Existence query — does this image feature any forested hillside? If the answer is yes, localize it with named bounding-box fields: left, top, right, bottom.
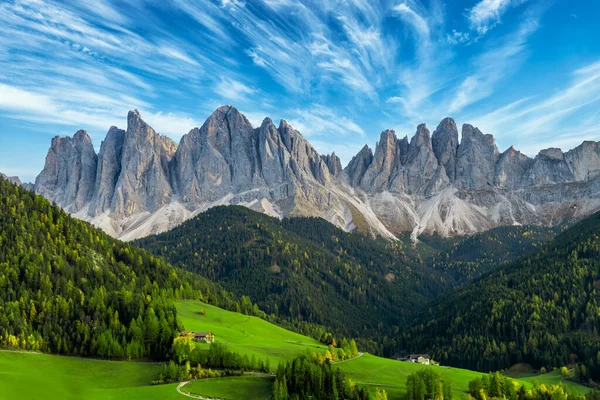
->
left=401, top=210, right=600, bottom=378
left=135, top=206, right=453, bottom=348
left=0, top=177, right=247, bottom=359
left=429, top=225, right=558, bottom=281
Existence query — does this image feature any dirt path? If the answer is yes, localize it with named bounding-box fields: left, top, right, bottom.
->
left=176, top=381, right=220, bottom=399
left=332, top=352, right=364, bottom=364
left=176, top=374, right=274, bottom=399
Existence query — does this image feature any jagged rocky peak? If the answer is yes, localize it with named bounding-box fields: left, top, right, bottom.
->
left=359, top=129, right=402, bottom=192
left=321, top=152, right=343, bottom=178
left=277, top=118, right=330, bottom=185
left=432, top=117, right=459, bottom=181
left=523, top=146, right=574, bottom=186
left=391, top=123, right=442, bottom=195
left=455, top=123, right=499, bottom=190
left=494, top=145, right=533, bottom=189
left=89, top=126, right=126, bottom=216
left=565, top=141, right=600, bottom=181
left=110, top=109, right=175, bottom=217
left=32, top=106, right=600, bottom=242
left=35, top=129, right=98, bottom=213
left=174, top=105, right=258, bottom=204
left=344, top=144, right=374, bottom=187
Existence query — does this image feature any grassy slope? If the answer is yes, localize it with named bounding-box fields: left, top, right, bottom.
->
left=0, top=351, right=180, bottom=400
left=517, top=371, right=591, bottom=395
left=0, top=301, right=591, bottom=400
left=175, top=300, right=327, bottom=368
left=184, top=376, right=274, bottom=399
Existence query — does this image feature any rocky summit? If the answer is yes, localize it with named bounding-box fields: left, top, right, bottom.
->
left=33, top=106, right=600, bottom=241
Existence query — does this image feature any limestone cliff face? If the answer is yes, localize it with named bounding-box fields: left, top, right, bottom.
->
left=34, top=106, right=600, bottom=241
left=455, top=124, right=499, bottom=190
left=110, top=110, right=176, bottom=217
left=35, top=130, right=97, bottom=212
left=432, top=117, right=459, bottom=182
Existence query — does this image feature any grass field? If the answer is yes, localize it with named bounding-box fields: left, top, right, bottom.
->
left=337, top=353, right=486, bottom=399
left=517, top=371, right=591, bottom=395
left=175, top=300, right=327, bottom=368
left=0, top=301, right=593, bottom=400
left=0, top=350, right=180, bottom=400
left=183, top=376, right=274, bottom=399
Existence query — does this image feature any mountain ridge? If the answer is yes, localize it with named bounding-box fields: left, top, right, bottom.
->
left=31, top=105, right=600, bottom=240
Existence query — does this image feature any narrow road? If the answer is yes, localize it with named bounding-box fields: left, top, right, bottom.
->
left=333, top=352, right=364, bottom=364
left=177, top=381, right=223, bottom=400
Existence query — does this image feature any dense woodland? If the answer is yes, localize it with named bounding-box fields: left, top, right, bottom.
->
left=273, top=352, right=372, bottom=400
left=428, top=226, right=558, bottom=281
left=401, top=211, right=600, bottom=378
left=405, top=369, right=452, bottom=400
left=0, top=177, right=260, bottom=359
left=136, top=205, right=560, bottom=356
left=135, top=206, right=453, bottom=352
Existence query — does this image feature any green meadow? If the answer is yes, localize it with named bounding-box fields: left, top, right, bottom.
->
left=174, top=300, right=328, bottom=368
left=0, top=351, right=179, bottom=400
left=0, top=300, right=592, bottom=400
left=183, top=376, right=274, bottom=399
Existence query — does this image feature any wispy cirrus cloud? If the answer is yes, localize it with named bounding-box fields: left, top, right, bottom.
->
left=449, top=15, right=540, bottom=113
left=0, top=0, right=597, bottom=184
left=467, top=0, right=528, bottom=35
left=470, top=60, right=600, bottom=154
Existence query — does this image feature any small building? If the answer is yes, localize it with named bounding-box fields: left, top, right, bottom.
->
left=408, top=354, right=431, bottom=365
left=194, top=332, right=215, bottom=343
left=179, top=331, right=192, bottom=337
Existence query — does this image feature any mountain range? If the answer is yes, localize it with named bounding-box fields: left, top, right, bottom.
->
left=32, top=105, right=600, bottom=241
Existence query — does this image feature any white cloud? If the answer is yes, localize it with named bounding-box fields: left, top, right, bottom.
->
left=139, top=111, right=199, bottom=139
left=214, top=79, right=257, bottom=102
left=444, top=30, right=471, bottom=45
left=449, top=17, right=539, bottom=113
left=469, top=60, right=600, bottom=154
left=392, top=3, right=431, bottom=40
left=467, top=0, right=527, bottom=35
left=285, top=105, right=365, bottom=138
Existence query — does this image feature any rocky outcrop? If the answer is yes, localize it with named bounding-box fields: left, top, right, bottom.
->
left=455, top=124, right=499, bottom=190
left=494, top=146, right=532, bottom=189
left=389, top=124, right=441, bottom=195
left=432, top=117, right=459, bottom=182
left=565, top=141, right=600, bottom=181
left=523, top=148, right=574, bottom=187
left=345, top=145, right=373, bottom=187
left=35, top=130, right=97, bottom=212
left=110, top=110, right=176, bottom=217
left=90, top=126, right=125, bottom=216
left=321, top=152, right=343, bottom=179
left=34, top=106, right=600, bottom=241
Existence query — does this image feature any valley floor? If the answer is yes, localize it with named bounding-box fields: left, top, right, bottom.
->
left=0, top=300, right=591, bottom=400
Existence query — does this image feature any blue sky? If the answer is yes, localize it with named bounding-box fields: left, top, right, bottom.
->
left=0, top=0, right=599, bottom=182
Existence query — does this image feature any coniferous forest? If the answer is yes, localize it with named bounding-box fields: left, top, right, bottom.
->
left=4, top=173, right=600, bottom=397
left=0, top=177, right=253, bottom=359
left=401, top=211, right=600, bottom=378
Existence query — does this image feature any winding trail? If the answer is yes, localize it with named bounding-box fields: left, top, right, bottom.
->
left=332, top=352, right=364, bottom=364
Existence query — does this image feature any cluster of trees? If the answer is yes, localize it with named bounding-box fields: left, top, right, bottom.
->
left=135, top=206, right=452, bottom=355
left=468, top=372, right=600, bottom=400
left=272, top=352, right=374, bottom=400
left=320, top=338, right=359, bottom=363
left=156, top=339, right=270, bottom=384
left=173, top=340, right=270, bottom=372
left=0, top=177, right=259, bottom=360
left=405, top=369, right=452, bottom=400
left=401, top=210, right=600, bottom=378
left=154, top=360, right=245, bottom=384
